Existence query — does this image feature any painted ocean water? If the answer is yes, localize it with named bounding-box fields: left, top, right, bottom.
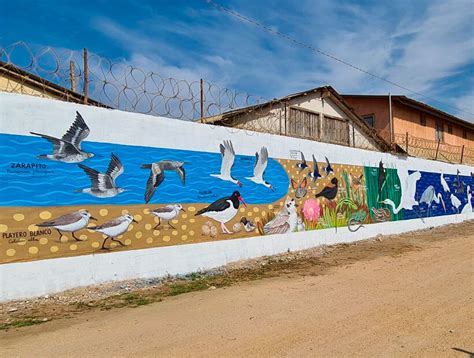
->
left=0, top=134, right=289, bottom=207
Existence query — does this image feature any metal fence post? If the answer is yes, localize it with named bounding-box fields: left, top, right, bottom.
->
left=405, top=132, right=409, bottom=153
left=200, top=78, right=204, bottom=122
left=83, top=48, right=88, bottom=104
left=460, top=145, right=464, bottom=164
left=69, top=61, right=76, bottom=92
left=435, top=140, right=440, bottom=160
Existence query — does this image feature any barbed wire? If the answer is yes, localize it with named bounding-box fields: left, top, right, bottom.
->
left=0, top=41, right=472, bottom=164
left=0, top=41, right=266, bottom=121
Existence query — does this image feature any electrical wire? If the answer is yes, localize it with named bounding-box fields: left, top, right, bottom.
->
left=206, top=0, right=474, bottom=118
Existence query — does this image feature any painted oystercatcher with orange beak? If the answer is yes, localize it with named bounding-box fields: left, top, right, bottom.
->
left=195, top=191, right=247, bottom=234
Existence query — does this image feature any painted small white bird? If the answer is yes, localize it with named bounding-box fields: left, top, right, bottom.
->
left=262, top=198, right=298, bottom=235
left=461, top=186, right=472, bottom=214
left=211, top=140, right=242, bottom=187
left=440, top=172, right=450, bottom=193
left=246, top=146, right=273, bottom=190
left=450, top=194, right=462, bottom=214
left=89, top=214, right=137, bottom=250
left=37, top=209, right=97, bottom=241
left=148, top=204, right=185, bottom=230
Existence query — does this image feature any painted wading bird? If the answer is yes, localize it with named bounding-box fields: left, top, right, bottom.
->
left=141, top=161, right=185, bottom=203
left=315, top=177, right=338, bottom=201
left=419, top=185, right=446, bottom=216
left=31, top=111, right=94, bottom=163
left=77, top=153, right=126, bottom=198
left=296, top=152, right=308, bottom=171
left=148, top=204, right=185, bottom=230
left=36, top=209, right=97, bottom=241
left=261, top=198, right=298, bottom=235
left=440, top=172, right=450, bottom=193
left=378, top=160, right=387, bottom=198
left=460, top=186, right=472, bottom=214
left=450, top=194, right=462, bottom=213
left=195, top=191, right=247, bottom=234
left=89, top=214, right=137, bottom=250
left=246, top=146, right=273, bottom=190
left=379, top=170, right=421, bottom=214
left=211, top=140, right=242, bottom=186
left=308, top=155, right=322, bottom=182
left=453, top=170, right=465, bottom=194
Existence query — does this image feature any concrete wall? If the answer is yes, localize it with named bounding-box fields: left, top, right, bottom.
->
left=0, top=93, right=473, bottom=302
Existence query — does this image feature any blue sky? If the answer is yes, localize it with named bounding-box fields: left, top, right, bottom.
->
left=1, top=0, right=473, bottom=121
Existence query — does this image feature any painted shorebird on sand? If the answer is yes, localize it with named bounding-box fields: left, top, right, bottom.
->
left=195, top=191, right=247, bottom=234
left=148, top=204, right=185, bottom=230
left=37, top=209, right=97, bottom=241
left=89, top=214, right=137, bottom=250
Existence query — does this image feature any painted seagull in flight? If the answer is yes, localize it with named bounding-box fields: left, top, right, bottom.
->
left=141, top=161, right=186, bottom=203
left=211, top=140, right=242, bottom=186
left=246, top=146, right=273, bottom=190
left=31, top=111, right=94, bottom=163
left=77, top=153, right=126, bottom=198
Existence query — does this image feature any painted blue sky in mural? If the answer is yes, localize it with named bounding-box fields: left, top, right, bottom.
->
left=0, top=134, right=289, bottom=207
left=1, top=0, right=473, bottom=121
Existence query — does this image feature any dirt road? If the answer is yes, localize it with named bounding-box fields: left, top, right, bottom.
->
left=1, top=223, right=473, bottom=357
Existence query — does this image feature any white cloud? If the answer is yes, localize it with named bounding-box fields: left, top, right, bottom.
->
left=87, top=0, right=474, bottom=122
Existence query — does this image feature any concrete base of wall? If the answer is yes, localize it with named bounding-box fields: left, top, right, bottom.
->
left=1, top=213, right=471, bottom=302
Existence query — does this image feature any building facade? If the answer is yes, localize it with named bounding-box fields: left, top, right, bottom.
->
left=342, top=95, right=474, bottom=163
left=202, top=87, right=396, bottom=153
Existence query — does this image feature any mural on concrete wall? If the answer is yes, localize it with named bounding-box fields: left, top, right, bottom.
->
left=0, top=111, right=473, bottom=264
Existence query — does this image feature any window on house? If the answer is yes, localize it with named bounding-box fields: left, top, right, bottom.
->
left=420, top=113, right=427, bottom=126
left=288, top=107, right=320, bottom=139
left=435, top=122, right=444, bottom=142
left=447, top=124, right=453, bottom=134
left=463, top=130, right=467, bottom=139
left=362, top=114, right=375, bottom=128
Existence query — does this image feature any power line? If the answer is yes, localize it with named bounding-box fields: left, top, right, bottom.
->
left=206, top=0, right=474, bottom=118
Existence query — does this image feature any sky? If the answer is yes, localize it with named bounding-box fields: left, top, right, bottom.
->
left=1, top=0, right=473, bottom=122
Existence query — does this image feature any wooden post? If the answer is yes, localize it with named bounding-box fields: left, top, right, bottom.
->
left=460, top=145, right=464, bottom=164
left=405, top=132, right=409, bottom=153
left=200, top=79, right=204, bottom=122
left=69, top=61, right=76, bottom=92
left=83, top=48, right=88, bottom=104
left=435, top=140, right=440, bottom=160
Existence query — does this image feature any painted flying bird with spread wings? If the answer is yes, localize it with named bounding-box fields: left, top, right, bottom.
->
left=323, top=156, right=333, bottom=176
left=141, top=161, right=185, bottom=203
left=31, top=111, right=94, bottom=163
left=246, top=146, right=273, bottom=190
left=77, top=153, right=126, bottom=198
left=211, top=140, right=242, bottom=186
left=296, top=152, right=308, bottom=171
left=308, top=155, right=322, bottom=182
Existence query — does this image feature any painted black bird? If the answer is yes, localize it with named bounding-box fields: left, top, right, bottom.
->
left=453, top=169, right=465, bottom=194
left=323, top=156, right=333, bottom=176
left=195, top=191, right=247, bottom=234
left=308, top=155, right=322, bottom=182
left=296, top=152, right=308, bottom=171
left=315, top=177, right=338, bottom=200
left=378, top=160, right=387, bottom=197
